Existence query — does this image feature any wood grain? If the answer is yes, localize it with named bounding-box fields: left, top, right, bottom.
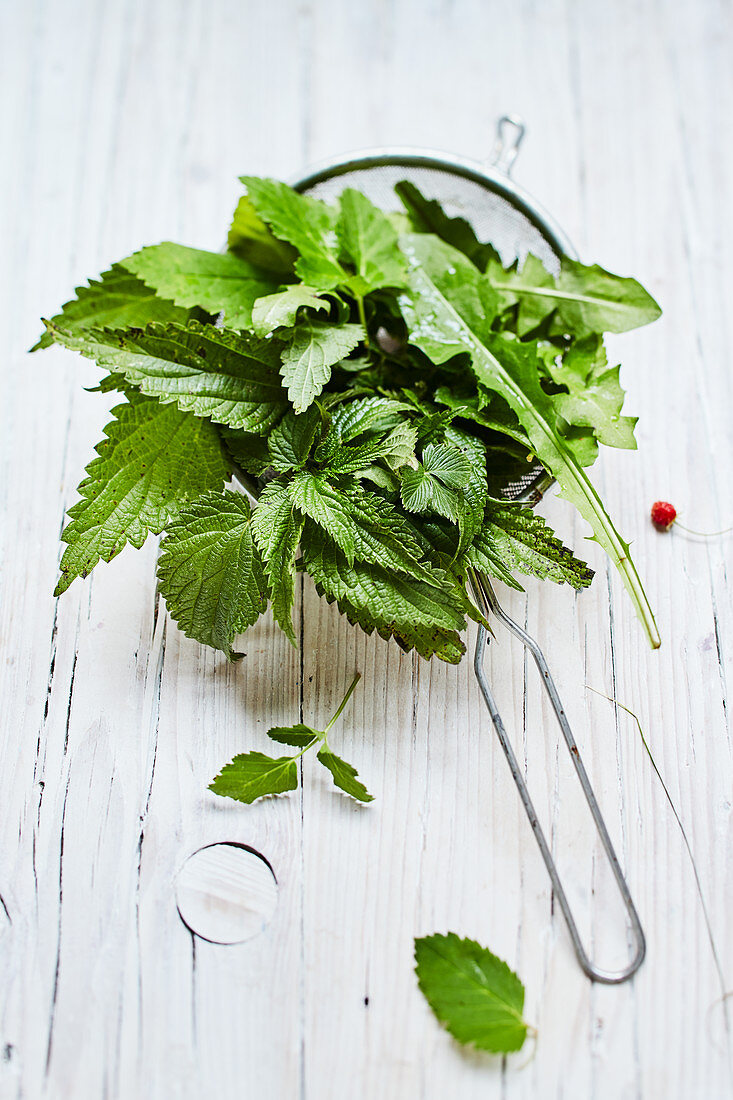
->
left=1, top=0, right=731, bottom=1096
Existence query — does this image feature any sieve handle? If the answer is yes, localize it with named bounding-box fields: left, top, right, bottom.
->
left=470, top=571, right=646, bottom=985
left=491, top=115, right=526, bottom=176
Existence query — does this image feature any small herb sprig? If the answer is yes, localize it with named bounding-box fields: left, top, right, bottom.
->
left=210, top=672, right=372, bottom=804
left=36, top=172, right=662, bottom=658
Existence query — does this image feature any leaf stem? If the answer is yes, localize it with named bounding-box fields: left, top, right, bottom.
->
left=325, top=672, right=361, bottom=732
left=356, top=295, right=369, bottom=348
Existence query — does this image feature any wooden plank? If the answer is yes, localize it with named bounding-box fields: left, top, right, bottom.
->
left=1, top=0, right=731, bottom=1096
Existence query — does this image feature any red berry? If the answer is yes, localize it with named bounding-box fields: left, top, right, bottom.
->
left=651, top=500, right=677, bottom=530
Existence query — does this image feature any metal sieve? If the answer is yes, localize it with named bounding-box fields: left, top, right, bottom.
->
left=289, top=115, right=645, bottom=984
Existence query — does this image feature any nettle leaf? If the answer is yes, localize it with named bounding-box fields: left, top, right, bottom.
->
left=489, top=253, right=662, bottom=337
left=251, top=284, right=328, bottom=337
left=399, top=232, right=660, bottom=649
left=240, top=177, right=346, bottom=289
left=300, top=527, right=471, bottom=636
left=209, top=752, right=298, bottom=804
left=550, top=335, right=637, bottom=449
left=280, top=319, right=362, bottom=413
left=46, top=320, right=288, bottom=433
left=324, top=421, right=418, bottom=476
left=227, top=193, right=297, bottom=275
left=55, top=394, right=228, bottom=595
left=121, top=243, right=278, bottom=329
left=445, top=426, right=488, bottom=557
left=395, top=180, right=501, bottom=272
left=467, top=504, right=594, bottom=590
left=250, top=480, right=305, bottom=645
left=288, top=472, right=357, bottom=563
left=157, top=490, right=268, bottom=659
left=32, top=264, right=188, bottom=351
left=220, top=427, right=270, bottom=475
left=328, top=395, right=412, bottom=442
left=400, top=443, right=472, bottom=521
left=268, top=405, right=323, bottom=472
left=337, top=188, right=407, bottom=295
left=415, top=933, right=529, bottom=1054
left=316, top=747, right=373, bottom=802
left=267, top=724, right=319, bottom=747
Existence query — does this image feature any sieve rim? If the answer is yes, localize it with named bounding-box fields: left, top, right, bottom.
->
left=290, top=145, right=578, bottom=262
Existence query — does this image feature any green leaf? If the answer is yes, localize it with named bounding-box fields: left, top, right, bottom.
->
left=300, top=527, right=471, bottom=636
left=399, top=233, right=660, bottom=648
left=400, top=444, right=471, bottom=522
left=268, top=406, right=323, bottom=472
left=227, top=193, right=297, bottom=274
left=446, top=426, right=488, bottom=557
left=55, top=394, right=228, bottom=595
left=220, top=428, right=270, bottom=475
left=46, top=320, right=288, bottom=433
left=32, top=264, right=188, bottom=351
left=316, top=747, right=373, bottom=802
left=209, top=752, right=298, bottom=804
left=549, top=335, right=637, bottom=449
left=240, top=177, right=347, bottom=289
left=250, top=480, right=304, bottom=645
left=337, top=188, right=407, bottom=294
left=121, top=242, right=277, bottom=329
left=251, top=284, right=328, bottom=336
left=467, top=504, right=594, bottom=590
left=280, top=319, right=362, bottom=412
left=414, top=933, right=529, bottom=1053
left=288, top=472, right=357, bottom=563
left=157, top=490, right=268, bottom=659
left=395, top=180, right=501, bottom=271
left=328, top=395, right=412, bottom=442
left=489, top=254, right=662, bottom=337
left=267, top=724, right=319, bottom=747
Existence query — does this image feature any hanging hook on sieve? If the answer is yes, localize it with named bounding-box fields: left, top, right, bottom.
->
left=469, top=570, right=646, bottom=985
left=491, top=114, right=526, bottom=176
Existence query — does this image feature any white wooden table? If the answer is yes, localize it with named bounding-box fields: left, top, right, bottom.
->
left=1, top=1, right=732, bottom=1096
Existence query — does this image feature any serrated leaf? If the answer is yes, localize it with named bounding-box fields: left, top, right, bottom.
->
left=250, top=480, right=305, bottom=645
left=445, top=426, right=487, bottom=557
left=395, top=180, right=501, bottom=272
left=414, top=933, right=528, bottom=1053
left=55, top=394, right=228, bottom=595
left=316, top=747, right=373, bottom=802
left=220, top=427, right=270, bottom=475
left=300, top=527, right=471, bottom=636
left=209, top=752, right=298, bottom=804
left=251, top=284, right=328, bottom=336
left=549, top=335, right=637, bottom=449
left=280, top=319, right=362, bottom=412
left=489, top=253, right=662, bottom=337
left=267, top=723, right=320, bottom=747
left=121, top=242, right=277, bottom=329
left=400, top=443, right=471, bottom=522
left=423, top=443, right=472, bottom=488
left=288, top=472, right=357, bottom=563
left=46, top=320, right=288, bottom=433
left=399, top=232, right=660, bottom=648
left=467, top=504, right=594, bottom=590
left=240, top=177, right=347, bottom=289
left=227, top=193, right=297, bottom=274
left=268, top=405, right=323, bottom=472
left=32, top=264, right=188, bottom=351
left=337, top=188, right=407, bottom=295
left=157, top=490, right=268, bottom=659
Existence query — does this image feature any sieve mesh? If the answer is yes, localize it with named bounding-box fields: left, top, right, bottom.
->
left=297, top=158, right=562, bottom=503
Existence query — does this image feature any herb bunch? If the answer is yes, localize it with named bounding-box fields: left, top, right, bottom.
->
left=36, top=174, right=662, bottom=660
